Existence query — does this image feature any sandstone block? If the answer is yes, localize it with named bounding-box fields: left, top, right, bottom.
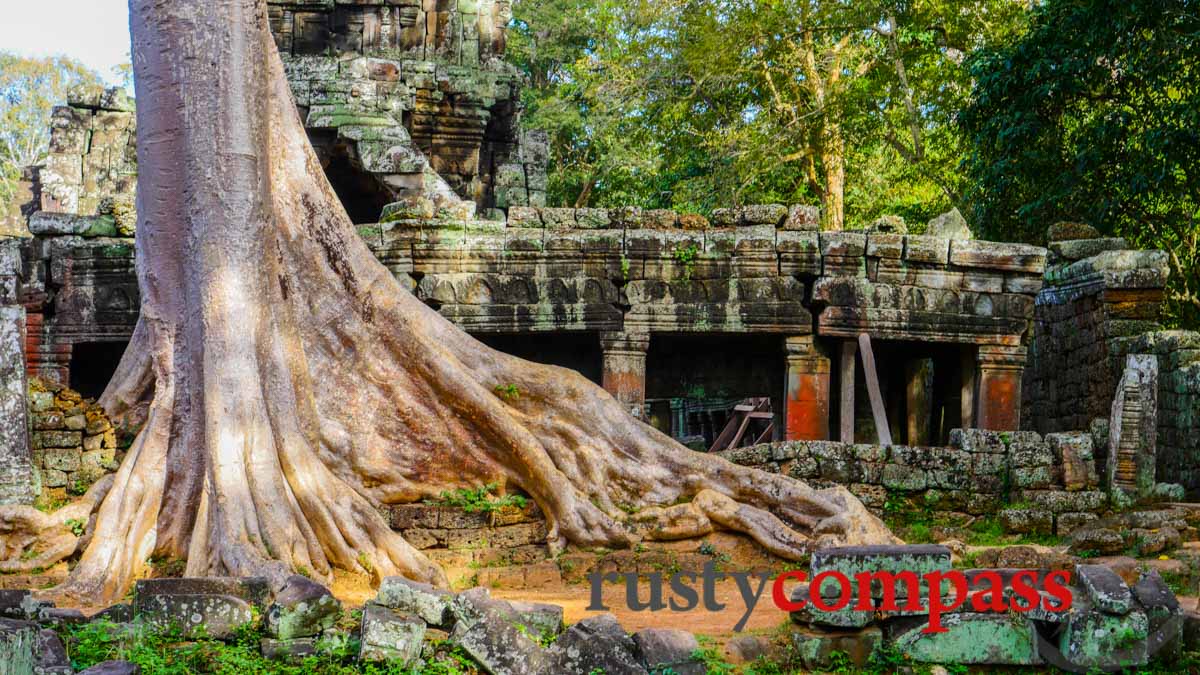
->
left=360, top=605, right=424, bottom=665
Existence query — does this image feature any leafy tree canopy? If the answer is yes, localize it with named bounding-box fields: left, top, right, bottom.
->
left=960, top=0, right=1200, bottom=327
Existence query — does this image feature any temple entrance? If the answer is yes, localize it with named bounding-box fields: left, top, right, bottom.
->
left=644, top=334, right=784, bottom=449
left=68, top=341, right=129, bottom=400
left=475, top=332, right=603, bottom=385
left=825, top=337, right=973, bottom=446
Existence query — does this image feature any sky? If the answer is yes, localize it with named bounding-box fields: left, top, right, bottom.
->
left=1, top=0, right=132, bottom=84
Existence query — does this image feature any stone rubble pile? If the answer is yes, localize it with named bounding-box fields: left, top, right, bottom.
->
left=786, top=545, right=1190, bottom=671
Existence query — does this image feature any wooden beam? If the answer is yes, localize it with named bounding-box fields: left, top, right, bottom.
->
left=839, top=340, right=858, bottom=443
left=857, top=333, right=893, bottom=446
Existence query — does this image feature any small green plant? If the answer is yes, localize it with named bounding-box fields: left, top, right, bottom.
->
left=67, top=478, right=90, bottom=497
left=689, top=647, right=735, bottom=674
left=356, top=552, right=375, bottom=575
left=672, top=244, right=700, bottom=281
left=620, top=255, right=631, bottom=281
left=494, top=383, right=520, bottom=401
left=425, top=482, right=528, bottom=513
left=65, top=518, right=86, bottom=537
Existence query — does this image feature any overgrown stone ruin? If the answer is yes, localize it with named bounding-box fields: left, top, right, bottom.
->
left=1, top=4, right=1200, bottom=672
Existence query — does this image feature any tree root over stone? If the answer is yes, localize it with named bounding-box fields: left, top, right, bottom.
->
left=0, top=0, right=897, bottom=606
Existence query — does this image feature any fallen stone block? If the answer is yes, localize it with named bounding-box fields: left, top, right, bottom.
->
left=503, top=600, right=564, bottom=641
left=36, top=628, right=71, bottom=675
left=134, top=577, right=270, bottom=612
left=266, top=575, right=341, bottom=640
left=809, top=545, right=952, bottom=599
left=0, top=619, right=37, bottom=674
left=89, top=604, right=133, bottom=624
left=359, top=605, right=424, bottom=666
left=632, top=628, right=703, bottom=675
left=1133, top=570, right=1183, bottom=662
left=138, top=593, right=255, bottom=640
left=374, top=576, right=454, bottom=628
left=790, top=625, right=882, bottom=671
left=548, top=613, right=647, bottom=675
left=789, top=584, right=872, bottom=629
left=1059, top=604, right=1149, bottom=669
left=1077, top=564, right=1133, bottom=615
left=451, top=589, right=549, bottom=674
left=893, top=613, right=1041, bottom=665
left=999, top=508, right=1053, bottom=535
left=260, top=637, right=317, bottom=662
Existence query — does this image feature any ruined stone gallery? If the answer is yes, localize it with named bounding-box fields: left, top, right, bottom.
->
left=0, top=0, right=1199, bottom=673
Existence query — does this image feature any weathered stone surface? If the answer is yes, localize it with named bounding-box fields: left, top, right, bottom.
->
left=1048, top=221, right=1101, bottom=242
left=359, top=605, right=424, bottom=666
left=267, top=575, right=340, bottom=640
left=1108, top=354, right=1159, bottom=498
left=451, top=589, right=549, bottom=674
left=35, top=628, right=71, bottom=675
left=374, top=576, right=454, bottom=628
left=1069, top=529, right=1127, bottom=556
left=1046, top=432, right=1098, bottom=491
left=789, top=584, right=872, bottom=629
left=260, top=638, right=316, bottom=662
left=999, top=508, right=1052, bottom=535
left=548, top=613, right=646, bottom=675
left=790, top=626, right=882, bottom=670
left=1059, top=604, right=1148, bottom=669
left=894, top=613, right=1040, bottom=665
left=784, top=204, right=820, bottom=231
left=0, top=618, right=37, bottom=673
left=1049, top=237, right=1129, bottom=262
left=0, top=305, right=35, bottom=506
left=1077, top=565, right=1133, bottom=615
left=951, top=240, right=1047, bottom=274
left=741, top=204, right=787, bottom=226
left=925, top=208, right=972, bottom=240
left=809, top=545, right=951, bottom=598
left=632, top=628, right=702, bottom=675
left=138, top=594, right=254, bottom=639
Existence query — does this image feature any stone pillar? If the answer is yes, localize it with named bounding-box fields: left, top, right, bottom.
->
left=839, top=339, right=858, bottom=443
left=600, top=332, right=649, bottom=420
left=975, top=344, right=1027, bottom=431
left=0, top=241, right=36, bottom=505
left=1108, top=354, right=1159, bottom=500
left=783, top=335, right=829, bottom=441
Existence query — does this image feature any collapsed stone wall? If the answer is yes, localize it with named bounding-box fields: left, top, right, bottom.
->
left=719, top=429, right=1109, bottom=537
left=270, top=0, right=547, bottom=214
left=1023, top=231, right=1200, bottom=489
left=26, top=378, right=123, bottom=505
left=36, top=87, right=137, bottom=223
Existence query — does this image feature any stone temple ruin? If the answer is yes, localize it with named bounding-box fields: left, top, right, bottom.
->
left=1, top=3, right=1200, bottom=671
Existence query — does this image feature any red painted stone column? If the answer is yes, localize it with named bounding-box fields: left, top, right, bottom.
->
left=600, top=331, right=650, bottom=420
left=975, top=344, right=1027, bottom=431
left=784, top=335, right=830, bottom=441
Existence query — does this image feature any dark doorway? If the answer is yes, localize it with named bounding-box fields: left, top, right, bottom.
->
left=645, top=334, right=784, bottom=449
left=69, top=342, right=128, bottom=400
left=825, top=338, right=970, bottom=446
left=309, top=130, right=395, bottom=224
left=475, top=332, right=603, bottom=384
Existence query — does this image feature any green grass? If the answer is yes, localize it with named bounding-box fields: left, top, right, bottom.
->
left=423, top=483, right=527, bottom=514
left=63, top=620, right=483, bottom=675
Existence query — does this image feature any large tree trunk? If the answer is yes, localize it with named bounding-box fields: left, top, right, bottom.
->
left=33, top=0, right=894, bottom=604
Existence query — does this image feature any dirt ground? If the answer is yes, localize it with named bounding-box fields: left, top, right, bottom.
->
left=492, top=578, right=792, bottom=638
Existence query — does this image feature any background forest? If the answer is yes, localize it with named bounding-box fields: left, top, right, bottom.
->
left=1, top=0, right=1197, bottom=327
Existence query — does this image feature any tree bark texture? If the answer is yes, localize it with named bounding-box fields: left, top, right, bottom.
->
left=12, top=0, right=895, bottom=605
